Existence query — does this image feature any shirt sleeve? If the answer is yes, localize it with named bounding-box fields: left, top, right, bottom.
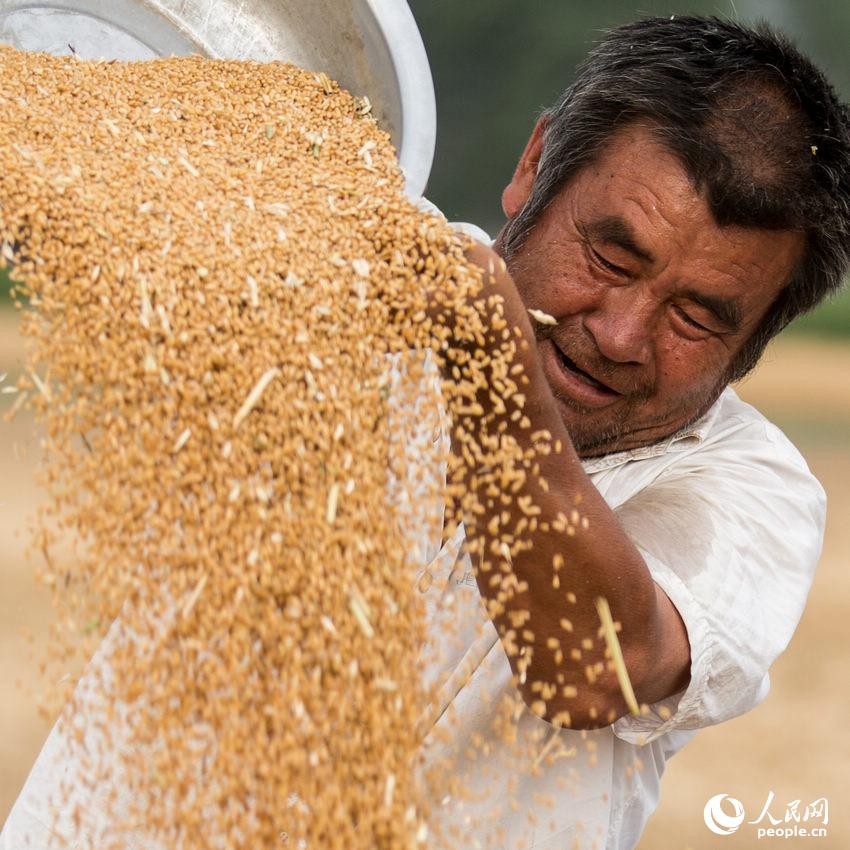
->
left=611, top=418, right=826, bottom=745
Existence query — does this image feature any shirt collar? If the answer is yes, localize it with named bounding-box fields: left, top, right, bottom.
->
left=580, top=388, right=727, bottom=474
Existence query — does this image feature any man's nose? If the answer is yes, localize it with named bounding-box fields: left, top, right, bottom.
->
left=582, top=286, right=654, bottom=365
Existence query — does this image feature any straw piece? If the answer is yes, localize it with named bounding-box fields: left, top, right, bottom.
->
left=595, top=596, right=640, bottom=716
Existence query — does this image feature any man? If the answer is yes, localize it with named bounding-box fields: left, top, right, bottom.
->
left=412, top=15, right=850, bottom=850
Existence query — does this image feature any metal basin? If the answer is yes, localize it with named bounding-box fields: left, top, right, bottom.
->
left=0, top=0, right=436, bottom=197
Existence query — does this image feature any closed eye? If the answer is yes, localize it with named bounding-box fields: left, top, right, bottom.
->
left=590, top=247, right=627, bottom=276
left=673, top=305, right=712, bottom=333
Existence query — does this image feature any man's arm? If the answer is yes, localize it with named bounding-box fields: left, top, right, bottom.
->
left=444, top=242, right=691, bottom=729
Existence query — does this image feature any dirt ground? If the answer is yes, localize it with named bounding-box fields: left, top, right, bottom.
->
left=1, top=312, right=847, bottom=848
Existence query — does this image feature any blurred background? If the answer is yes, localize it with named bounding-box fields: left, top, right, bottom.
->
left=2, top=1, right=848, bottom=847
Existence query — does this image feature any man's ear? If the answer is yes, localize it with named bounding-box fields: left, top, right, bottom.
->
left=502, top=115, right=549, bottom=219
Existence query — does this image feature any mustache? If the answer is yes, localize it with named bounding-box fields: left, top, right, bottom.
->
left=533, top=324, right=655, bottom=401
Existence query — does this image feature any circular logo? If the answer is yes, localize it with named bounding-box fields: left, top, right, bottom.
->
left=704, top=794, right=746, bottom=836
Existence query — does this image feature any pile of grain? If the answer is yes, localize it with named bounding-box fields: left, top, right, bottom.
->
left=0, top=46, right=543, bottom=849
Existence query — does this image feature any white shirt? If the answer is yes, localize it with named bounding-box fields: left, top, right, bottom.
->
left=404, top=380, right=825, bottom=850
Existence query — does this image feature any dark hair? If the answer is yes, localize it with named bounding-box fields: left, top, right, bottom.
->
left=500, top=16, right=850, bottom=380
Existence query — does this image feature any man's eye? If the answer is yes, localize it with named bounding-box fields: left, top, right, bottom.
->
left=673, top=306, right=711, bottom=333
left=591, top=248, right=626, bottom=275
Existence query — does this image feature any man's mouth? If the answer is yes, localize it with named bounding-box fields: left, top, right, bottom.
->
left=554, top=345, right=618, bottom=395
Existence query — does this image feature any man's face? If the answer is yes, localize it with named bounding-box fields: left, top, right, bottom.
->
left=497, top=123, right=804, bottom=457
